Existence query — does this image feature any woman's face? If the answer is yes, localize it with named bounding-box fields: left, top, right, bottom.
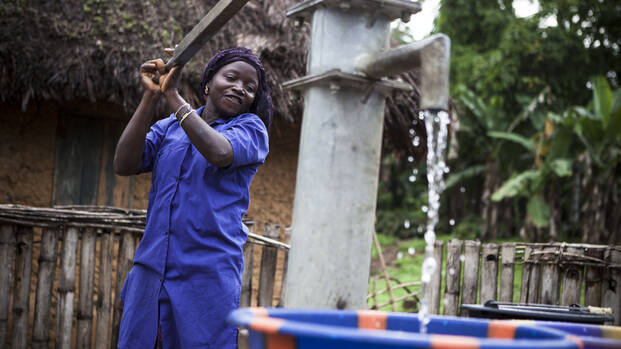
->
left=207, top=61, right=259, bottom=117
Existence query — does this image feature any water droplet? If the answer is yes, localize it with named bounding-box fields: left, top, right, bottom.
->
left=434, top=116, right=440, bottom=123
left=407, top=156, right=414, bottom=162
left=397, top=252, right=404, bottom=260
left=417, top=226, right=423, bottom=233
left=413, top=136, right=421, bottom=147
left=404, top=220, right=411, bottom=229
left=409, top=129, right=416, bottom=135
left=460, top=186, right=466, bottom=193
left=412, top=169, right=418, bottom=175
left=421, top=205, right=428, bottom=213
left=408, top=247, right=415, bottom=255
left=460, top=254, right=466, bottom=262
left=449, top=268, right=455, bottom=275
left=409, top=175, right=416, bottom=182
left=444, top=166, right=450, bottom=173
left=449, top=219, right=455, bottom=226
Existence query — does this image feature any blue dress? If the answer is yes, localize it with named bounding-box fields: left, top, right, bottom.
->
left=118, top=107, right=269, bottom=348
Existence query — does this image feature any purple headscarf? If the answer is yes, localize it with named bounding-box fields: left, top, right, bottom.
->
left=200, top=47, right=273, bottom=130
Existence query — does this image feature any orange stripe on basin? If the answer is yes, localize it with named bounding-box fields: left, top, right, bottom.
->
left=601, top=325, right=621, bottom=340
left=266, top=333, right=296, bottom=349
left=249, top=317, right=285, bottom=334
left=430, top=334, right=480, bottom=349
left=488, top=320, right=517, bottom=339
left=358, top=310, right=388, bottom=330
left=565, top=335, right=584, bottom=349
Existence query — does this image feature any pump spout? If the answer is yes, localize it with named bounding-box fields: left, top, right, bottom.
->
left=355, top=33, right=451, bottom=110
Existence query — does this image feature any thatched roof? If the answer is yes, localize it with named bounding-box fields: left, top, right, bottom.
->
left=0, top=0, right=425, bottom=157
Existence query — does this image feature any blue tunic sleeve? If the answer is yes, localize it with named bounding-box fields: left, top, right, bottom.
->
left=220, top=113, right=269, bottom=170
left=139, top=115, right=176, bottom=173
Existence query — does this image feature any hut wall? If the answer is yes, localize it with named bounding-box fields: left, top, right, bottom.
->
left=0, top=104, right=57, bottom=206
left=0, top=101, right=298, bottom=225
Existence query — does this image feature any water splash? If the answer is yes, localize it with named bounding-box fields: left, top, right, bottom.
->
left=418, top=109, right=450, bottom=334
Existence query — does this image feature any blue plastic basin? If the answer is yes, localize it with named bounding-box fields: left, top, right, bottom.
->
left=228, top=308, right=584, bottom=349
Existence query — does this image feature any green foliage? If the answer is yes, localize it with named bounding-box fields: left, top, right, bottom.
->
left=527, top=195, right=550, bottom=228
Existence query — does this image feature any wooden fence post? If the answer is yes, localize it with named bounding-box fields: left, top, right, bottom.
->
left=560, top=246, right=583, bottom=306
left=480, top=243, right=499, bottom=304
left=112, top=230, right=136, bottom=347
left=33, top=227, right=59, bottom=349
left=240, top=242, right=255, bottom=308
left=499, top=243, right=515, bottom=303
left=0, top=224, right=15, bottom=347
left=603, top=248, right=621, bottom=325
left=584, top=247, right=604, bottom=307
left=257, top=224, right=280, bottom=307
left=11, top=226, right=33, bottom=349
left=429, top=240, right=444, bottom=314
left=95, top=229, right=113, bottom=349
left=460, top=240, right=480, bottom=313
left=443, top=239, right=462, bottom=316
left=540, top=245, right=561, bottom=305
left=56, top=226, right=79, bottom=349
left=77, top=228, right=96, bottom=349
left=520, top=246, right=539, bottom=303
left=277, top=227, right=292, bottom=307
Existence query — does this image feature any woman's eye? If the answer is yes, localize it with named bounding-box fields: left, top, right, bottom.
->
left=225, top=75, right=235, bottom=81
left=246, top=85, right=256, bottom=93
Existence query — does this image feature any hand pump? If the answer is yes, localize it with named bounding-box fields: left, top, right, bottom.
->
left=282, top=0, right=450, bottom=310
left=165, top=0, right=250, bottom=70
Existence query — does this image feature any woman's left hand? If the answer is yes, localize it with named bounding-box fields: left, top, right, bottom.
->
left=157, top=47, right=184, bottom=96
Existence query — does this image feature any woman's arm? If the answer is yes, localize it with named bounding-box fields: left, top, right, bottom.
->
left=113, top=60, right=163, bottom=176
left=164, top=90, right=234, bottom=167
left=157, top=60, right=234, bottom=167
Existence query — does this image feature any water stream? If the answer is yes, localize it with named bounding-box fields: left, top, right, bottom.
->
left=417, top=109, right=450, bottom=334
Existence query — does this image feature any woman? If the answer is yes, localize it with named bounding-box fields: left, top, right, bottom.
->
left=114, top=47, right=271, bottom=348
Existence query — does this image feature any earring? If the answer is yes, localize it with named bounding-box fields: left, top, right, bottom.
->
left=204, top=85, right=209, bottom=95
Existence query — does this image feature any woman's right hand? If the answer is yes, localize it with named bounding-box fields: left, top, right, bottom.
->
left=140, top=59, right=165, bottom=95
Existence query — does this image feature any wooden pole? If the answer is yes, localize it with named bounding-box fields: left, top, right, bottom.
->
left=95, top=230, right=114, bottom=349
left=77, top=228, right=96, bottom=349
left=560, top=246, right=583, bottom=306
left=479, top=243, right=499, bottom=304
left=520, top=246, right=540, bottom=303
left=460, top=240, right=480, bottom=314
left=429, top=240, right=444, bottom=314
left=11, top=226, right=33, bottom=349
left=499, top=243, right=515, bottom=303
left=584, top=247, right=604, bottom=307
left=540, top=245, right=561, bottom=305
left=443, top=239, right=462, bottom=316
left=56, top=227, right=79, bottom=349
left=111, top=230, right=136, bottom=347
left=373, top=231, right=397, bottom=311
left=0, top=224, right=15, bottom=347
left=32, top=227, right=59, bottom=349
left=240, top=243, right=255, bottom=308
left=277, top=227, right=292, bottom=307
left=257, top=224, right=280, bottom=307
left=603, top=248, right=621, bottom=325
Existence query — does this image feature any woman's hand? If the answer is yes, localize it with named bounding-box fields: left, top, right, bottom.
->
left=139, top=48, right=183, bottom=96
left=139, top=59, right=165, bottom=95
left=158, top=48, right=184, bottom=96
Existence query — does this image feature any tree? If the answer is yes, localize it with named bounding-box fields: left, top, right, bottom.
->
left=436, top=0, right=620, bottom=242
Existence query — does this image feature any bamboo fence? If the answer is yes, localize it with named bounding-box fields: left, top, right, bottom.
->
left=367, top=238, right=621, bottom=326
left=0, top=204, right=289, bottom=349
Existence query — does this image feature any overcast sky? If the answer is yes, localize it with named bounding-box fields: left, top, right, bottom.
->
left=407, top=0, right=541, bottom=40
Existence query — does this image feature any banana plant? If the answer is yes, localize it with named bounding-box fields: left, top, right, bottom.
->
left=491, top=76, right=621, bottom=242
